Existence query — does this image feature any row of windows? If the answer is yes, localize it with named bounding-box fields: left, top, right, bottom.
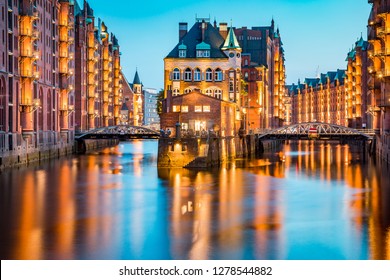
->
left=178, top=50, right=210, bottom=58
left=172, top=105, right=211, bottom=113
left=172, top=87, right=222, bottom=99
left=172, top=68, right=223, bottom=82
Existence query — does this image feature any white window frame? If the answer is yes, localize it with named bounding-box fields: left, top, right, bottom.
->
left=194, top=105, right=202, bottom=112
left=172, top=88, right=180, bottom=96
left=214, top=89, right=222, bottom=99
left=194, top=68, right=201, bottom=81
left=184, top=68, right=192, bottom=81
left=206, top=68, right=213, bottom=81
left=203, top=105, right=210, bottom=112
left=179, top=50, right=186, bottom=58
left=214, top=68, right=223, bottom=81
left=173, top=68, right=180, bottom=80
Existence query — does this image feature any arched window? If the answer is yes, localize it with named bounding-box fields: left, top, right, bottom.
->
left=194, top=68, right=201, bottom=81
left=184, top=68, right=192, bottom=81
left=172, top=68, right=180, bottom=80
left=214, top=89, right=222, bottom=99
left=47, top=90, right=52, bottom=131
left=173, top=88, right=180, bottom=96
left=184, top=88, right=192, bottom=94
left=214, top=68, right=223, bottom=81
left=206, top=68, right=213, bottom=81
left=205, top=88, right=213, bottom=96
left=0, top=77, right=5, bottom=132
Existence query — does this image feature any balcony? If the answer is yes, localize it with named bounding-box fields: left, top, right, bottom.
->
left=376, top=69, right=390, bottom=78
left=20, top=70, right=39, bottom=79
left=377, top=98, right=390, bottom=107
left=59, top=51, right=68, bottom=58
left=376, top=26, right=390, bottom=37
left=20, top=49, right=39, bottom=60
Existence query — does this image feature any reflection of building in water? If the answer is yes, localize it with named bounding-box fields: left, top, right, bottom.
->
left=279, top=141, right=390, bottom=259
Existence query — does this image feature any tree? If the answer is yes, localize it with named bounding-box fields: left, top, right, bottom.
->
left=156, top=89, right=164, bottom=115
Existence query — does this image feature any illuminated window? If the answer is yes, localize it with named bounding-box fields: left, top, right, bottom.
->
left=203, top=105, right=210, bottom=112
left=184, top=88, right=192, bottom=94
left=173, top=105, right=181, bottom=112
left=172, top=88, right=180, bottom=96
left=184, top=68, right=192, bottom=81
left=195, top=105, right=202, bottom=112
left=173, top=68, right=180, bottom=80
left=194, top=68, right=201, bottom=81
left=205, top=88, right=213, bottom=96
left=214, top=89, right=222, bottom=99
left=206, top=68, right=212, bottom=81
left=214, top=68, right=223, bottom=81
left=181, top=123, right=189, bottom=130
left=229, top=79, right=234, bottom=92
left=181, top=106, right=188, bottom=112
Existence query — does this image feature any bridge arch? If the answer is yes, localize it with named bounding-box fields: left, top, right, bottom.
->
left=258, top=122, right=374, bottom=140
left=76, top=125, right=160, bottom=140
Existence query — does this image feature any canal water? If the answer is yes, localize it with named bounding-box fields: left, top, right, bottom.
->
left=0, top=140, right=389, bottom=260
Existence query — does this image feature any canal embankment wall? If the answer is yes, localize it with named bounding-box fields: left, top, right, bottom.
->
left=157, top=135, right=283, bottom=168
left=74, top=138, right=119, bottom=154
left=0, top=137, right=119, bottom=170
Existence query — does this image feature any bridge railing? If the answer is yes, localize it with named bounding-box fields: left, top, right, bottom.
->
left=356, top=129, right=376, bottom=135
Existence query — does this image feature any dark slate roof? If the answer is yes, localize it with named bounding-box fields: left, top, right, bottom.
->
left=120, top=102, right=129, bottom=111
left=326, top=71, right=337, bottom=83
left=74, top=0, right=82, bottom=16
left=133, top=70, right=141, bottom=85
left=356, top=36, right=368, bottom=51
left=334, top=69, right=346, bottom=85
left=304, top=78, right=319, bottom=88
left=166, top=21, right=227, bottom=59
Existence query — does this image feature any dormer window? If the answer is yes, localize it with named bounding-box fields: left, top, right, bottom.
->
left=179, top=50, right=186, bottom=58
left=196, top=50, right=210, bottom=58
left=196, top=42, right=211, bottom=58
left=178, top=41, right=187, bottom=58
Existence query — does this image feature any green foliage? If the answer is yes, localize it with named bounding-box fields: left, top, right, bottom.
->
left=241, top=78, right=248, bottom=96
left=156, top=89, right=164, bottom=115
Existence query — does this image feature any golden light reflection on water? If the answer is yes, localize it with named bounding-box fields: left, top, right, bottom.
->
left=0, top=140, right=389, bottom=259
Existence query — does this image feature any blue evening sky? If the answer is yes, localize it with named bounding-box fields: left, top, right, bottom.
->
left=81, top=0, right=370, bottom=89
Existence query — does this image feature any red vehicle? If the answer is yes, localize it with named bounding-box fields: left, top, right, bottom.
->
left=308, top=126, right=319, bottom=139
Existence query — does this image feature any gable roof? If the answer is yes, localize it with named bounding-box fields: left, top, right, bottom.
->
left=166, top=21, right=227, bottom=59
left=133, top=70, right=141, bottom=85
left=221, top=27, right=241, bottom=51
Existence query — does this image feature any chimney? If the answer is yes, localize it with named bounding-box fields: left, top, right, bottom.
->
left=219, top=22, right=228, bottom=39
left=201, top=20, right=207, bottom=41
left=179, top=22, right=188, bottom=41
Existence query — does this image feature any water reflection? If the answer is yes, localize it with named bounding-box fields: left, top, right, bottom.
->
left=0, top=140, right=389, bottom=259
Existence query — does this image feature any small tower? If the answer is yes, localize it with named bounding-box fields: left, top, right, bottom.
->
left=221, top=25, right=242, bottom=60
left=132, top=70, right=143, bottom=126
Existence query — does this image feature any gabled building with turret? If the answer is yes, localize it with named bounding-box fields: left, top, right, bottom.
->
left=160, top=19, right=242, bottom=137
left=131, top=70, right=143, bottom=126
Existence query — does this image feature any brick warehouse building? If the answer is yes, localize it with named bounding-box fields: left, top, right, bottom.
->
left=73, top=0, right=123, bottom=131
left=287, top=70, right=348, bottom=126
left=286, top=37, right=371, bottom=130
left=0, top=0, right=126, bottom=168
left=367, top=0, right=390, bottom=163
left=235, top=20, right=287, bottom=129
left=160, top=19, right=242, bottom=137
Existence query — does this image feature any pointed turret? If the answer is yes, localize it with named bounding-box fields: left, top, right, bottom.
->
left=221, top=26, right=241, bottom=51
left=133, top=70, right=141, bottom=85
